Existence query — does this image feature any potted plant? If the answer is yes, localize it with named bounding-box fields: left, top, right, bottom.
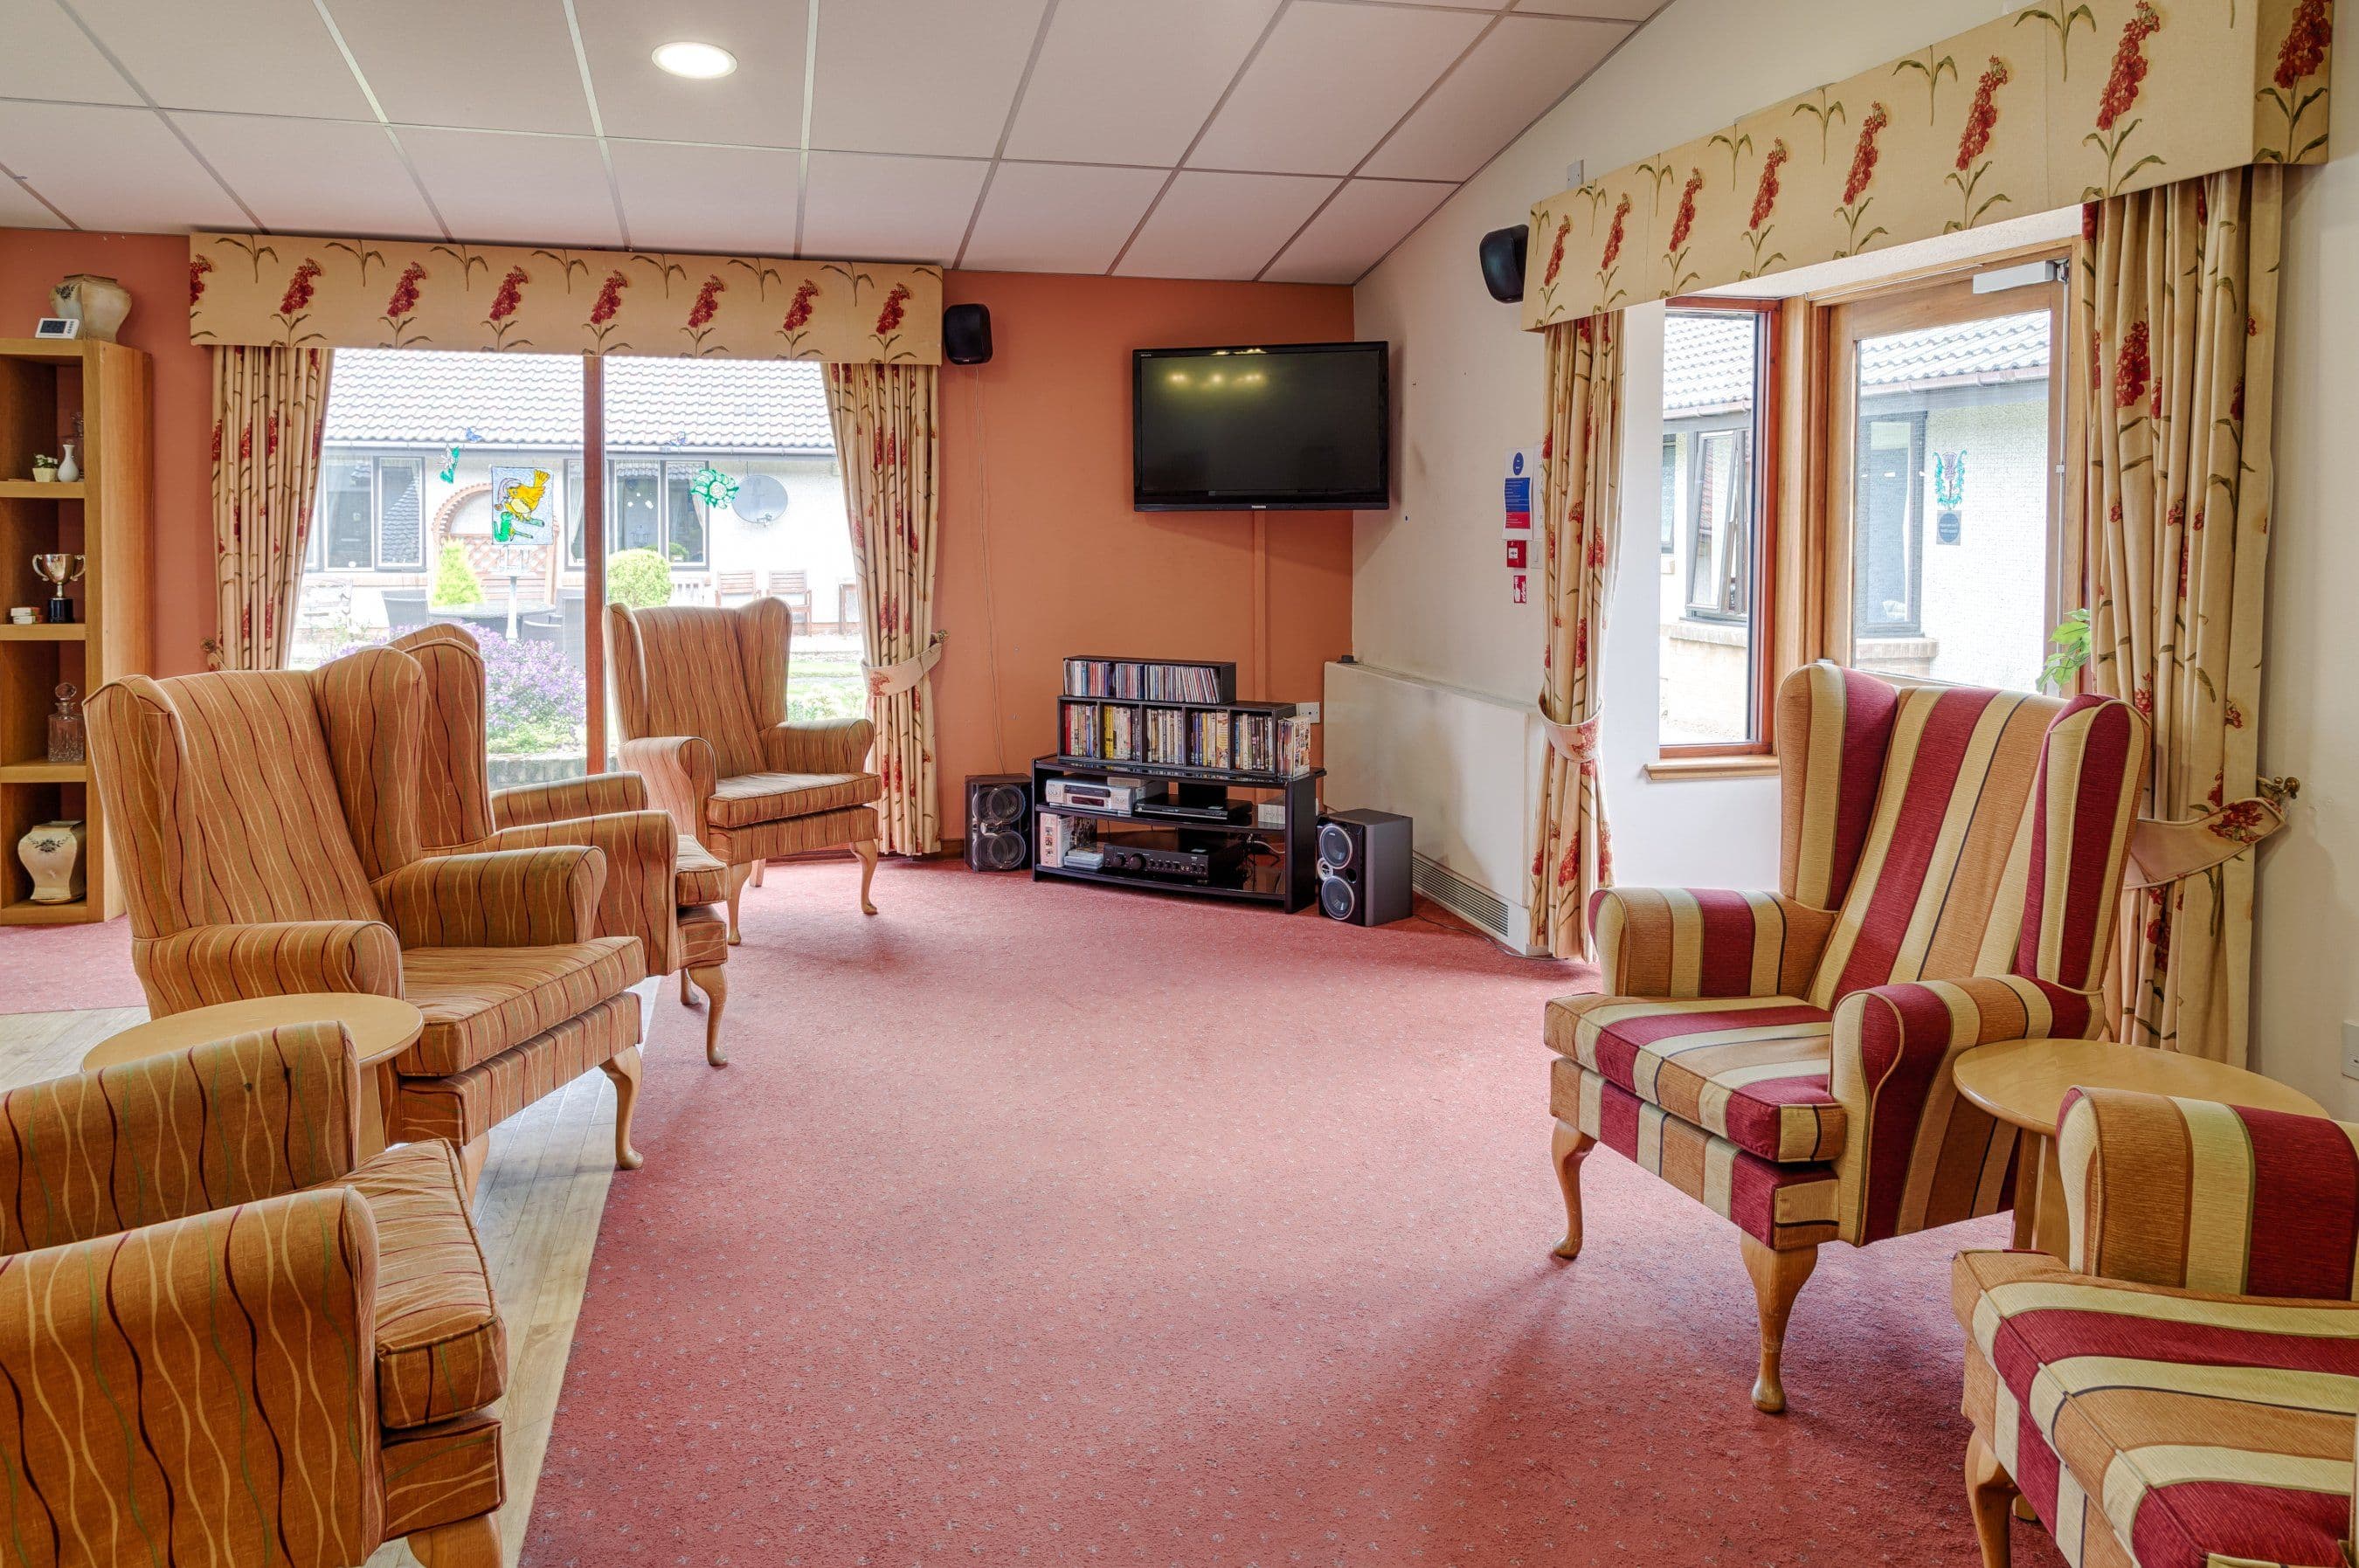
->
left=29, top=455, right=58, bottom=484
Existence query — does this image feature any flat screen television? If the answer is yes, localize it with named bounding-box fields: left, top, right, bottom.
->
left=1132, top=341, right=1389, bottom=511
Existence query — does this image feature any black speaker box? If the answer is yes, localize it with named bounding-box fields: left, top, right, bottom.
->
left=1477, top=225, right=1528, bottom=305
left=944, top=303, right=993, bottom=365
left=965, top=773, right=1032, bottom=871
left=1316, top=809, right=1413, bottom=926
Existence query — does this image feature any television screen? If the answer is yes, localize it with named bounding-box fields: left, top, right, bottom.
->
left=1133, top=342, right=1389, bottom=510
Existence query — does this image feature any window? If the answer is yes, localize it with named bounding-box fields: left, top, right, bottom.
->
left=1824, top=267, right=2065, bottom=693
left=1658, top=304, right=1776, bottom=752
left=566, top=457, right=710, bottom=567
left=308, top=455, right=425, bottom=571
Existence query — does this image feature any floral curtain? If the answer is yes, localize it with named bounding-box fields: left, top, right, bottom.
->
left=825, top=362, right=942, bottom=856
left=208, top=346, right=330, bottom=670
left=1528, top=314, right=1624, bottom=960
left=2079, top=165, right=2285, bottom=1066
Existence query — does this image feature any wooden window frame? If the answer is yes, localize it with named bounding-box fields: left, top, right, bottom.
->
left=1658, top=295, right=1781, bottom=762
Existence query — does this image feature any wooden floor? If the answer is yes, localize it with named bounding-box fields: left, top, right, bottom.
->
left=0, top=983, right=662, bottom=1568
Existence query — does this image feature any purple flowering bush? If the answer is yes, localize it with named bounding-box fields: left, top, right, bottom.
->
left=478, top=632, right=585, bottom=756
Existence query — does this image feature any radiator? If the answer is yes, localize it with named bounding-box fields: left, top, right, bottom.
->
left=1320, top=660, right=1545, bottom=955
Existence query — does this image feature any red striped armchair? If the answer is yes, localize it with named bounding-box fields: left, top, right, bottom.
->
left=1959, top=1088, right=2359, bottom=1568
left=1548, top=660, right=2148, bottom=1411
left=85, top=648, right=654, bottom=1185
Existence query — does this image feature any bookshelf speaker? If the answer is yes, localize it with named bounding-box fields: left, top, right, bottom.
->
left=1316, top=809, right=1413, bottom=926
left=965, top=774, right=1032, bottom=872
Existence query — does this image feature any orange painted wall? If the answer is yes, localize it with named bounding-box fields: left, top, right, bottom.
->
left=0, top=230, right=212, bottom=674
left=936, top=270, right=1355, bottom=836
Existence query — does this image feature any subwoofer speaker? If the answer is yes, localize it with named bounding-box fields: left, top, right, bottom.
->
left=965, top=773, right=1032, bottom=871
left=944, top=303, right=993, bottom=365
left=1477, top=225, right=1528, bottom=305
left=1316, top=808, right=1413, bottom=926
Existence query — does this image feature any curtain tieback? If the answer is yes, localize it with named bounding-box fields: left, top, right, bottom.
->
left=862, top=631, right=947, bottom=699
left=1539, top=711, right=1602, bottom=766
left=2124, top=797, right=2286, bottom=889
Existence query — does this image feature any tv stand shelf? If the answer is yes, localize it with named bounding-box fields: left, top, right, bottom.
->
left=1031, top=756, right=1323, bottom=912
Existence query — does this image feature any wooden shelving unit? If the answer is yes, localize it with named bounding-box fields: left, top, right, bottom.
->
left=0, top=337, right=151, bottom=925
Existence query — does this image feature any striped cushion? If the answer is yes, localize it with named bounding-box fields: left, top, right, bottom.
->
left=1955, top=1248, right=2359, bottom=1568
left=709, top=805, right=879, bottom=866
left=679, top=904, right=728, bottom=969
left=1587, top=887, right=1834, bottom=999
left=1553, top=1057, right=1839, bottom=1250
left=1547, top=994, right=1843, bottom=1163
left=335, top=1140, right=503, bottom=1430
left=391, top=993, right=640, bottom=1147
left=706, top=770, right=882, bottom=828
left=675, top=836, right=729, bottom=904
left=401, top=938, right=642, bottom=1075
left=380, top=1411, right=505, bottom=1539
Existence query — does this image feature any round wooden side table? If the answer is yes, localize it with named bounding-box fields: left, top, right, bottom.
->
left=83, top=993, right=425, bottom=1160
left=1953, top=1037, right=2326, bottom=1261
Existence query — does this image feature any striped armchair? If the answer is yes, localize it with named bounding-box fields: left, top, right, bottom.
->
left=1960, top=1088, right=2359, bottom=1568
left=0, top=1023, right=508, bottom=1568
left=606, top=597, right=881, bottom=941
left=85, top=648, right=653, bottom=1185
left=1548, top=660, right=2147, bottom=1411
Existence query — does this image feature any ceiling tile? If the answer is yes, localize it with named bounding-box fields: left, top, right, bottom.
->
left=0, top=101, right=245, bottom=231
left=608, top=140, right=799, bottom=255
left=1116, top=170, right=1336, bottom=280
left=397, top=128, right=621, bottom=247
left=573, top=0, right=809, bottom=148
left=1363, top=14, right=1624, bottom=182
left=1512, top=0, right=1663, bottom=18
left=173, top=112, right=437, bottom=236
left=1263, top=177, right=1452, bottom=283
left=332, top=0, right=592, bottom=135
left=1188, top=1, right=1485, bottom=176
left=800, top=151, right=989, bottom=264
left=0, top=175, right=66, bottom=229
left=1002, top=0, right=1278, bottom=167
left=72, top=0, right=373, bottom=119
left=959, top=162, right=1166, bottom=274
left=809, top=0, right=1048, bottom=158
left=0, top=0, right=139, bottom=105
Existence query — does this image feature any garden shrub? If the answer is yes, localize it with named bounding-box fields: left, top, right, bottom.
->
left=606, top=549, right=673, bottom=610
left=431, top=541, right=484, bottom=608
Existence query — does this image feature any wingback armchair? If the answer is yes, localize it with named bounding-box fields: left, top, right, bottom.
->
left=85, top=649, right=654, bottom=1183
left=0, top=1022, right=508, bottom=1567
left=1548, top=660, right=2148, bottom=1412
left=606, top=597, right=881, bottom=941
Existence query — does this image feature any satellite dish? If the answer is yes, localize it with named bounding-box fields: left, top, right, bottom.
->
left=733, top=472, right=788, bottom=525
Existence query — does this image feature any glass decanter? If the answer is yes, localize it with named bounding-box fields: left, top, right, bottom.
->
left=47, top=682, right=85, bottom=765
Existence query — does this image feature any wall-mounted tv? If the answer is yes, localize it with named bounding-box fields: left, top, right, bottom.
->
left=1132, top=341, right=1389, bottom=511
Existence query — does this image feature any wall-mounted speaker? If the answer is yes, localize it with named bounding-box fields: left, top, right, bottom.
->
left=944, top=303, right=993, bottom=365
left=1316, top=809, right=1414, bottom=926
left=1477, top=226, right=1528, bottom=305
left=965, top=773, right=1031, bottom=871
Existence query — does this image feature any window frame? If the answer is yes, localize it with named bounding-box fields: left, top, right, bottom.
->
left=307, top=452, right=426, bottom=573
left=1657, top=296, right=1781, bottom=762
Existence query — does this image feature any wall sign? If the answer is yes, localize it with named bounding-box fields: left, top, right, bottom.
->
left=1505, top=446, right=1537, bottom=604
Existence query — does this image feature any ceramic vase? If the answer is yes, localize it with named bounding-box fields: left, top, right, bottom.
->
left=56, top=443, right=79, bottom=483
left=49, top=275, right=132, bottom=343
left=17, top=819, right=85, bottom=905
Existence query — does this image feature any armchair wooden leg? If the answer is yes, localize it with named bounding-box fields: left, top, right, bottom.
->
left=751, top=859, right=765, bottom=888
left=679, top=968, right=697, bottom=1006
left=1740, top=1233, right=1817, bottom=1414
left=688, top=964, right=728, bottom=1067
left=457, top=1135, right=488, bottom=1200
left=1550, top=1121, right=1595, bottom=1260
left=726, top=864, right=750, bottom=946
left=601, top=1045, right=645, bottom=1170
left=1965, top=1430, right=2019, bottom=1566
left=409, top=1513, right=500, bottom=1568
left=854, top=839, right=879, bottom=915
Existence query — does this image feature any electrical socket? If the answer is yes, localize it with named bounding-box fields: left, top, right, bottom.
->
left=1297, top=702, right=1321, bottom=724
left=2342, top=1022, right=2359, bottom=1081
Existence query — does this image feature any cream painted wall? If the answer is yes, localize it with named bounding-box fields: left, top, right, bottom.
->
left=1351, top=0, right=2016, bottom=892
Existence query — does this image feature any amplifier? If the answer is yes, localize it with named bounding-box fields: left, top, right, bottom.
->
left=1045, top=777, right=1143, bottom=813
left=1093, top=844, right=1242, bottom=884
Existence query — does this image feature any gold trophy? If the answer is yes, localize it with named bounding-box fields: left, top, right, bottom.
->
left=31, top=553, right=83, bottom=625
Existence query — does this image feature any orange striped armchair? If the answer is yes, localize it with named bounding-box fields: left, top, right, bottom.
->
left=606, top=597, right=881, bottom=941
left=1548, top=660, right=2148, bottom=1411
left=0, top=1022, right=508, bottom=1568
left=1960, top=1088, right=2359, bottom=1568
left=86, top=648, right=654, bottom=1183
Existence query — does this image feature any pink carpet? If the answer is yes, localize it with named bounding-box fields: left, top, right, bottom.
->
left=527, top=860, right=2054, bottom=1567
left=0, top=915, right=144, bottom=1013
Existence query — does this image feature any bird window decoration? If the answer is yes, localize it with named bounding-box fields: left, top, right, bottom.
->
left=1934, top=450, right=1966, bottom=545
left=489, top=465, right=554, bottom=545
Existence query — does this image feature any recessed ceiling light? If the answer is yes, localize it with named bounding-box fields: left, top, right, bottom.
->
left=653, top=41, right=737, bottom=79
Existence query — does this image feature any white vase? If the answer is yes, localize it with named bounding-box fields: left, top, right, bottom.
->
left=17, top=819, right=85, bottom=905
left=56, top=443, right=79, bottom=483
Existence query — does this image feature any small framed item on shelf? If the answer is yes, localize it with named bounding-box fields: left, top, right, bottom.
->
left=31, top=318, right=80, bottom=341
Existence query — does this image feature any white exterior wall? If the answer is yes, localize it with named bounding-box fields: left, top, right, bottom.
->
left=1895, top=390, right=2050, bottom=693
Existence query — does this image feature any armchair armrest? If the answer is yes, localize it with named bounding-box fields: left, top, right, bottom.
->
left=487, top=810, right=681, bottom=975
left=761, top=716, right=875, bottom=777
left=0, top=1187, right=382, bottom=1566
left=135, top=919, right=403, bottom=1016
left=373, top=846, right=605, bottom=950
left=0, top=1024, right=362, bottom=1253
left=1830, top=974, right=2097, bottom=1244
left=492, top=770, right=649, bottom=830
left=621, top=735, right=718, bottom=849
left=2058, top=1087, right=2359, bottom=1300
left=1587, top=887, right=1835, bottom=999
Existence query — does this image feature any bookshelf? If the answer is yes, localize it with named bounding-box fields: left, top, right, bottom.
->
left=1034, top=657, right=1321, bottom=913
left=0, top=338, right=151, bottom=926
